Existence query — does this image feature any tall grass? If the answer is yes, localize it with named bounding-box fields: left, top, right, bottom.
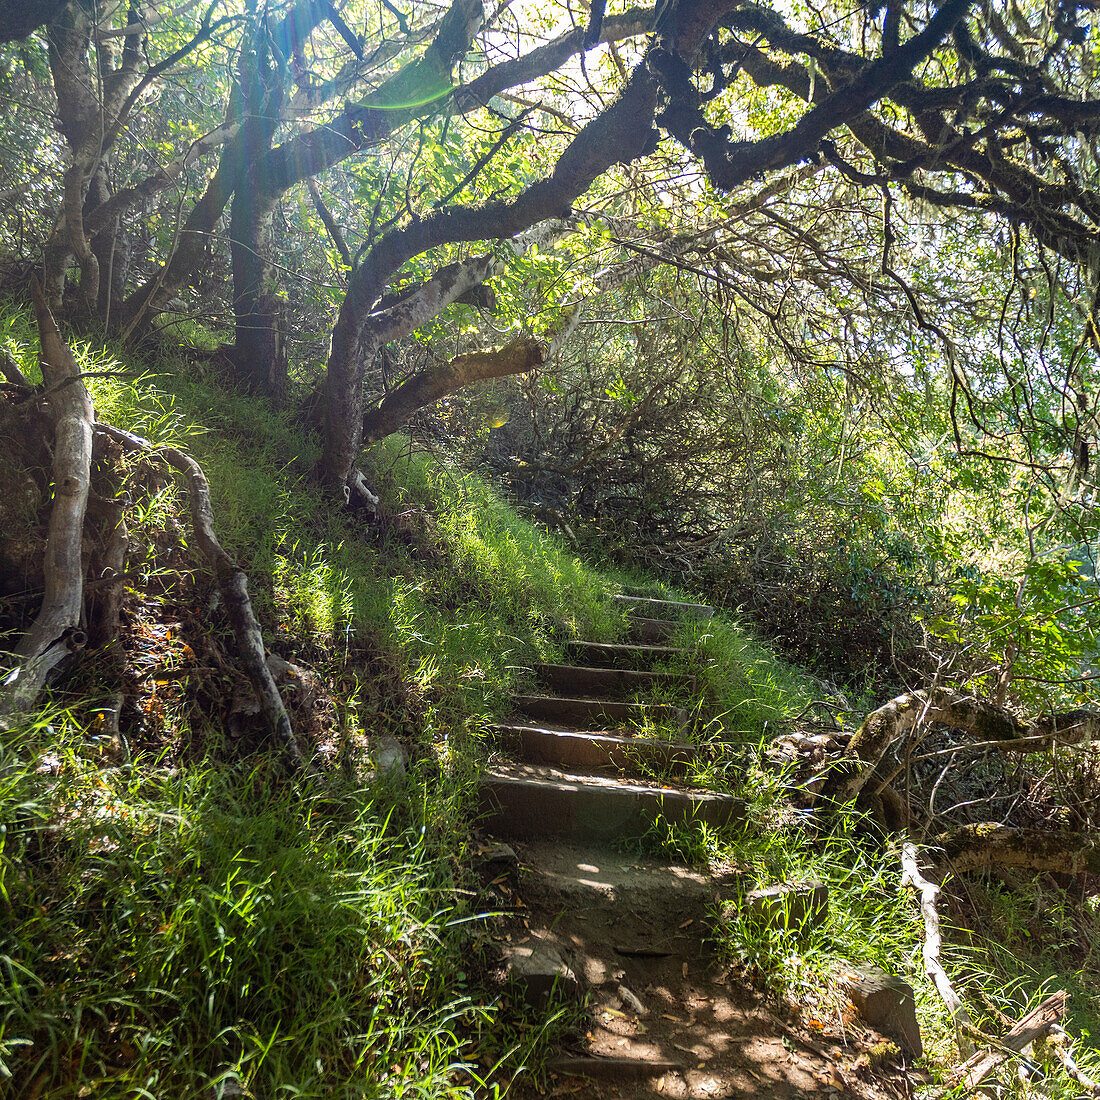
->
left=0, top=712, right=485, bottom=1098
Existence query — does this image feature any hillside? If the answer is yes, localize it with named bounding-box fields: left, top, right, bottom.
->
left=2, top=308, right=1100, bottom=1099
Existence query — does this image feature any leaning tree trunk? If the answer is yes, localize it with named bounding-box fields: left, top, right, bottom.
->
left=0, top=279, right=94, bottom=718
left=229, top=184, right=282, bottom=396
left=821, top=687, right=1100, bottom=804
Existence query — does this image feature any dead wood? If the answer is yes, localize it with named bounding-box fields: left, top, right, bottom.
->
left=1048, top=1025, right=1100, bottom=1096
left=823, top=688, right=1100, bottom=803
left=900, top=841, right=973, bottom=1055
left=945, top=991, right=1066, bottom=1090
left=934, top=824, right=1100, bottom=876
left=95, top=422, right=304, bottom=767
left=0, top=278, right=93, bottom=719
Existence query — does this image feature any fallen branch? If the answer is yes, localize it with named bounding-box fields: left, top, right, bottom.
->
left=823, top=688, right=1100, bottom=803
left=945, top=992, right=1066, bottom=1091
left=95, top=422, right=304, bottom=767
left=934, top=824, right=1100, bottom=876
left=900, top=841, right=973, bottom=1056
left=1049, top=1025, right=1100, bottom=1096
left=1, top=278, right=93, bottom=719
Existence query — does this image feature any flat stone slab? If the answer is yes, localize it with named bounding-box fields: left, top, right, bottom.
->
left=517, top=840, right=726, bottom=911
left=502, top=942, right=579, bottom=1006
left=492, top=723, right=698, bottom=775
left=564, top=640, right=691, bottom=668
left=535, top=662, right=695, bottom=698
left=511, top=694, right=687, bottom=730
left=613, top=594, right=714, bottom=620
left=479, top=763, right=744, bottom=840
left=841, top=965, right=923, bottom=1057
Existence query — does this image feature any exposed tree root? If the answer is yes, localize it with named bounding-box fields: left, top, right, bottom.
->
left=0, top=278, right=93, bottom=719
left=96, top=422, right=304, bottom=768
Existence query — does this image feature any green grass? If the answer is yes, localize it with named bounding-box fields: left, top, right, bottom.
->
left=6, top=299, right=1099, bottom=1099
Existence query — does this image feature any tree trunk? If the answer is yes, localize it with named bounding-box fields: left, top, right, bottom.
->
left=319, top=313, right=366, bottom=494
left=229, top=185, right=281, bottom=395
left=822, top=688, right=1100, bottom=803
left=361, top=337, right=544, bottom=443
left=934, top=825, right=1100, bottom=876
left=0, top=279, right=94, bottom=717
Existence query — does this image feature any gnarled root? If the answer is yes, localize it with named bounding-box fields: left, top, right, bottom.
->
left=96, top=422, right=304, bottom=768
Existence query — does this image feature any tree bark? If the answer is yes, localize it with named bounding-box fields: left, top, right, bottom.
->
left=900, top=841, right=973, bottom=1055
left=945, top=992, right=1067, bottom=1091
left=934, top=825, right=1100, bottom=876
left=0, top=278, right=94, bottom=718
left=362, top=337, right=543, bottom=442
left=823, top=688, right=1100, bottom=803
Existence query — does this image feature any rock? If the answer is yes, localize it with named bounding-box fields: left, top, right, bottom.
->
left=745, top=881, right=829, bottom=933
left=480, top=842, right=519, bottom=868
left=371, top=734, right=407, bottom=777
left=502, top=943, right=579, bottom=1006
left=840, top=965, right=922, bottom=1057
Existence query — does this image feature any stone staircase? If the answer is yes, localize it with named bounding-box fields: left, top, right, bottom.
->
left=474, top=593, right=795, bottom=1096
left=472, top=593, right=910, bottom=1097
left=478, top=593, right=744, bottom=843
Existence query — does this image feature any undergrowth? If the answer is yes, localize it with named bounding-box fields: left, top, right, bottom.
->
left=3, top=301, right=1099, bottom=1098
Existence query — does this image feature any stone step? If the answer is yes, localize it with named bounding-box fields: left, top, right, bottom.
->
left=478, top=762, right=744, bottom=841
left=511, top=694, right=688, bottom=730
left=493, top=723, right=697, bottom=775
left=535, top=662, right=695, bottom=698
left=626, top=615, right=680, bottom=644
left=564, top=640, right=691, bottom=669
left=613, top=594, right=714, bottom=621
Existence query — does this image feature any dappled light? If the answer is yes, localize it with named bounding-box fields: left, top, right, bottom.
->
left=3, top=0, right=1100, bottom=1095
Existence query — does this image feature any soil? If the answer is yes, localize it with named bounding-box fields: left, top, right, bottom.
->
left=503, top=842, right=913, bottom=1100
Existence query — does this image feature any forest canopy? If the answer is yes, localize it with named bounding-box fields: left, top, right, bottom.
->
left=2, top=0, right=1100, bottom=707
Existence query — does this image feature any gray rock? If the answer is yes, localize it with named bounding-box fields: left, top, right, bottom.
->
left=745, top=881, right=829, bottom=933
left=371, top=734, right=407, bottom=777
left=480, top=842, right=519, bottom=868
left=841, top=965, right=923, bottom=1057
left=502, top=942, right=579, bottom=1006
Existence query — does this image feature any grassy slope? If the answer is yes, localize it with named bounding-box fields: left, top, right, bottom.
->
left=1, top=306, right=1098, bottom=1097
